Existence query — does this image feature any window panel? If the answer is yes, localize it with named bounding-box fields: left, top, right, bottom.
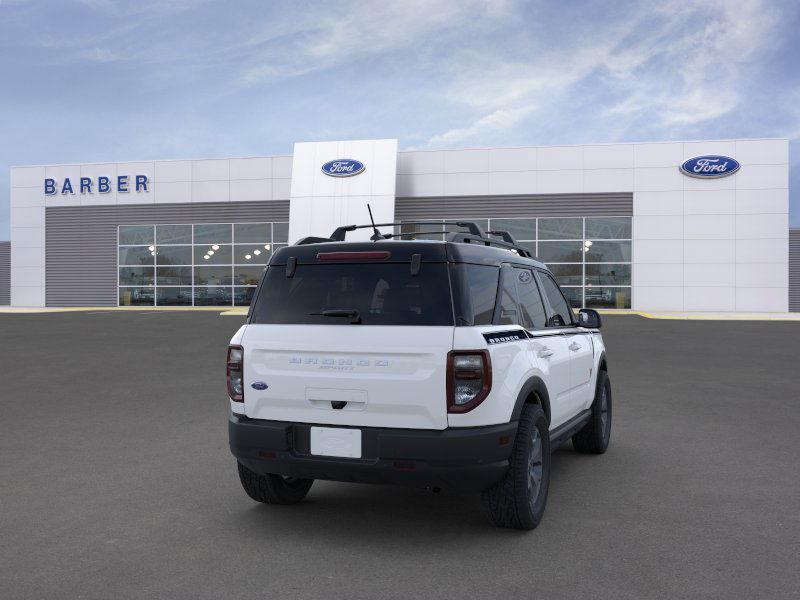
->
left=156, top=224, right=192, bottom=245
left=538, top=218, right=582, bottom=240
left=234, top=244, right=269, bottom=264
left=234, top=287, right=257, bottom=307
left=119, top=266, right=154, bottom=286
left=585, top=217, right=631, bottom=239
left=537, top=241, right=583, bottom=263
left=272, top=222, right=289, bottom=243
left=585, top=263, right=631, bottom=286
left=157, top=245, right=192, bottom=266
left=233, top=265, right=265, bottom=286
left=157, top=267, right=192, bottom=286
left=119, top=246, right=154, bottom=266
left=194, top=244, right=231, bottom=265
left=584, top=240, right=631, bottom=263
left=194, top=266, right=232, bottom=286
left=193, top=223, right=231, bottom=244
left=119, top=287, right=154, bottom=306
left=119, top=226, right=153, bottom=245
left=547, top=263, right=582, bottom=286
left=194, top=286, right=232, bottom=306
left=585, top=287, right=631, bottom=309
left=488, top=218, right=536, bottom=241
left=156, top=287, right=192, bottom=306
left=234, top=223, right=269, bottom=243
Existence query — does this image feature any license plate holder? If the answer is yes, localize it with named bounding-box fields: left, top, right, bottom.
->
left=310, top=426, right=362, bottom=459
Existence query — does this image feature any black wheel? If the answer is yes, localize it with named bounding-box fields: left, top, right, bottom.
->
left=572, top=370, right=612, bottom=454
left=482, top=404, right=551, bottom=530
left=237, top=462, right=314, bottom=505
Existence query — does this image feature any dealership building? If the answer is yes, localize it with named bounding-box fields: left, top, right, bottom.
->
left=3, top=137, right=798, bottom=312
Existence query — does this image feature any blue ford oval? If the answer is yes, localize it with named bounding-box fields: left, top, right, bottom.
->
left=680, top=155, right=740, bottom=178
left=251, top=381, right=268, bottom=390
left=321, top=159, right=365, bottom=177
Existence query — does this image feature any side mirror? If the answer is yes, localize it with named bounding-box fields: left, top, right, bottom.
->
left=577, top=308, right=602, bottom=329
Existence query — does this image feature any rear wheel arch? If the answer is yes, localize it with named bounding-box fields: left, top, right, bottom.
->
left=511, top=377, right=551, bottom=425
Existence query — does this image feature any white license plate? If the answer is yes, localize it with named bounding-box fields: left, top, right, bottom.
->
left=310, top=427, right=362, bottom=458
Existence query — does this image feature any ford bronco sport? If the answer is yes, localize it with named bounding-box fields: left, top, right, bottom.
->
left=228, top=221, right=612, bottom=530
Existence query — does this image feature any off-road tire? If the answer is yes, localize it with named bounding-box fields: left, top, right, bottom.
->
left=482, top=404, right=551, bottom=530
left=572, top=369, right=612, bottom=454
left=237, top=462, right=314, bottom=505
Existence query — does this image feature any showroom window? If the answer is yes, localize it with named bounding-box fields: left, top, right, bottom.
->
left=118, top=222, right=288, bottom=307
left=399, top=217, right=632, bottom=309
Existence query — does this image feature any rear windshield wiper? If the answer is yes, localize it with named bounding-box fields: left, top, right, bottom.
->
left=310, top=309, right=362, bottom=324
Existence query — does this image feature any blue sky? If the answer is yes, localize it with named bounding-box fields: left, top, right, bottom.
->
left=1, top=0, right=799, bottom=237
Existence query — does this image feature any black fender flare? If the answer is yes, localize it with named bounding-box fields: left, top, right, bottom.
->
left=510, top=376, right=552, bottom=424
left=597, top=350, right=608, bottom=372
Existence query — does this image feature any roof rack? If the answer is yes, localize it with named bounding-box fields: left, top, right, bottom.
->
left=295, top=220, right=535, bottom=259
left=448, top=232, right=534, bottom=258
left=330, top=220, right=485, bottom=241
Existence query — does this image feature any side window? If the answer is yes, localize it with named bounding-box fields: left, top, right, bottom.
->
left=451, top=264, right=500, bottom=326
left=514, top=268, right=547, bottom=330
left=538, top=272, right=573, bottom=327
left=495, top=267, right=519, bottom=325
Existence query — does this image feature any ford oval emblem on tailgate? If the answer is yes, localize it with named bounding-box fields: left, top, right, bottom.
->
left=251, top=381, right=268, bottom=390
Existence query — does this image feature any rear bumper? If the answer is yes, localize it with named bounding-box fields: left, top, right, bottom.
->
left=229, top=415, right=517, bottom=492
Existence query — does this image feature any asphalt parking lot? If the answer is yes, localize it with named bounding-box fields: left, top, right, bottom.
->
left=1, top=312, right=798, bottom=599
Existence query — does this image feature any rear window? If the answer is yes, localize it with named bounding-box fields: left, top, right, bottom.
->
left=250, top=263, right=454, bottom=326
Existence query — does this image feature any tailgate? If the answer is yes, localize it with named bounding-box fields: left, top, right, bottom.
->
left=242, top=325, right=454, bottom=429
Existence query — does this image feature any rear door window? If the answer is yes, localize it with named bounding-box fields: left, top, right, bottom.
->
left=538, top=271, right=574, bottom=327
left=250, top=263, right=454, bottom=326
left=514, top=268, right=547, bottom=330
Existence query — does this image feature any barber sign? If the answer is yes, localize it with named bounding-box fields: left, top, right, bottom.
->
left=680, top=155, right=740, bottom=179
left=321, top=159, right=365, bottom=177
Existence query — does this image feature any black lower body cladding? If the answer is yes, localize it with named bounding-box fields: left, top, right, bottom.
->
left=229, top=415, right=518, bottom=492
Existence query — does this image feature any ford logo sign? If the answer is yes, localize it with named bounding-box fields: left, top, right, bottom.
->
left=321, top=159, right=365, bottom=177
left=251, top=381, right=268, bottom=390
left=680, top=155, right=740, bottom=179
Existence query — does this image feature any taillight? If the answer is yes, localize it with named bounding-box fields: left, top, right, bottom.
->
left=227, top=345, right=244, bottom=403
left=447, top=350, right=491, bottom=413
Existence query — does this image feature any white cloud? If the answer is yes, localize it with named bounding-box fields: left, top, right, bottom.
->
left=428, top=105, right=536, bottom=145
left=422, top=0, right=787, bottom=146
left=238, top=0, right=512, bottom=85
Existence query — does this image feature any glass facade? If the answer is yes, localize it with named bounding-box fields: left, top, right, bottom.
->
left=118, top=222, right=288, bottom=307
left=400, top=216, right=632, bottom=309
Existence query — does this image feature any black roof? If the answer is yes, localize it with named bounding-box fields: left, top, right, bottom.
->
left=269, top=239, right=548, bottom=270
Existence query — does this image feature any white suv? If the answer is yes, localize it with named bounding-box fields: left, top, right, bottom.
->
left=227, top=221, right=612, bottom=530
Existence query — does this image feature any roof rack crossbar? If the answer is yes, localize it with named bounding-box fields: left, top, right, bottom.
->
left=330, top=221, right=485, bottom=241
